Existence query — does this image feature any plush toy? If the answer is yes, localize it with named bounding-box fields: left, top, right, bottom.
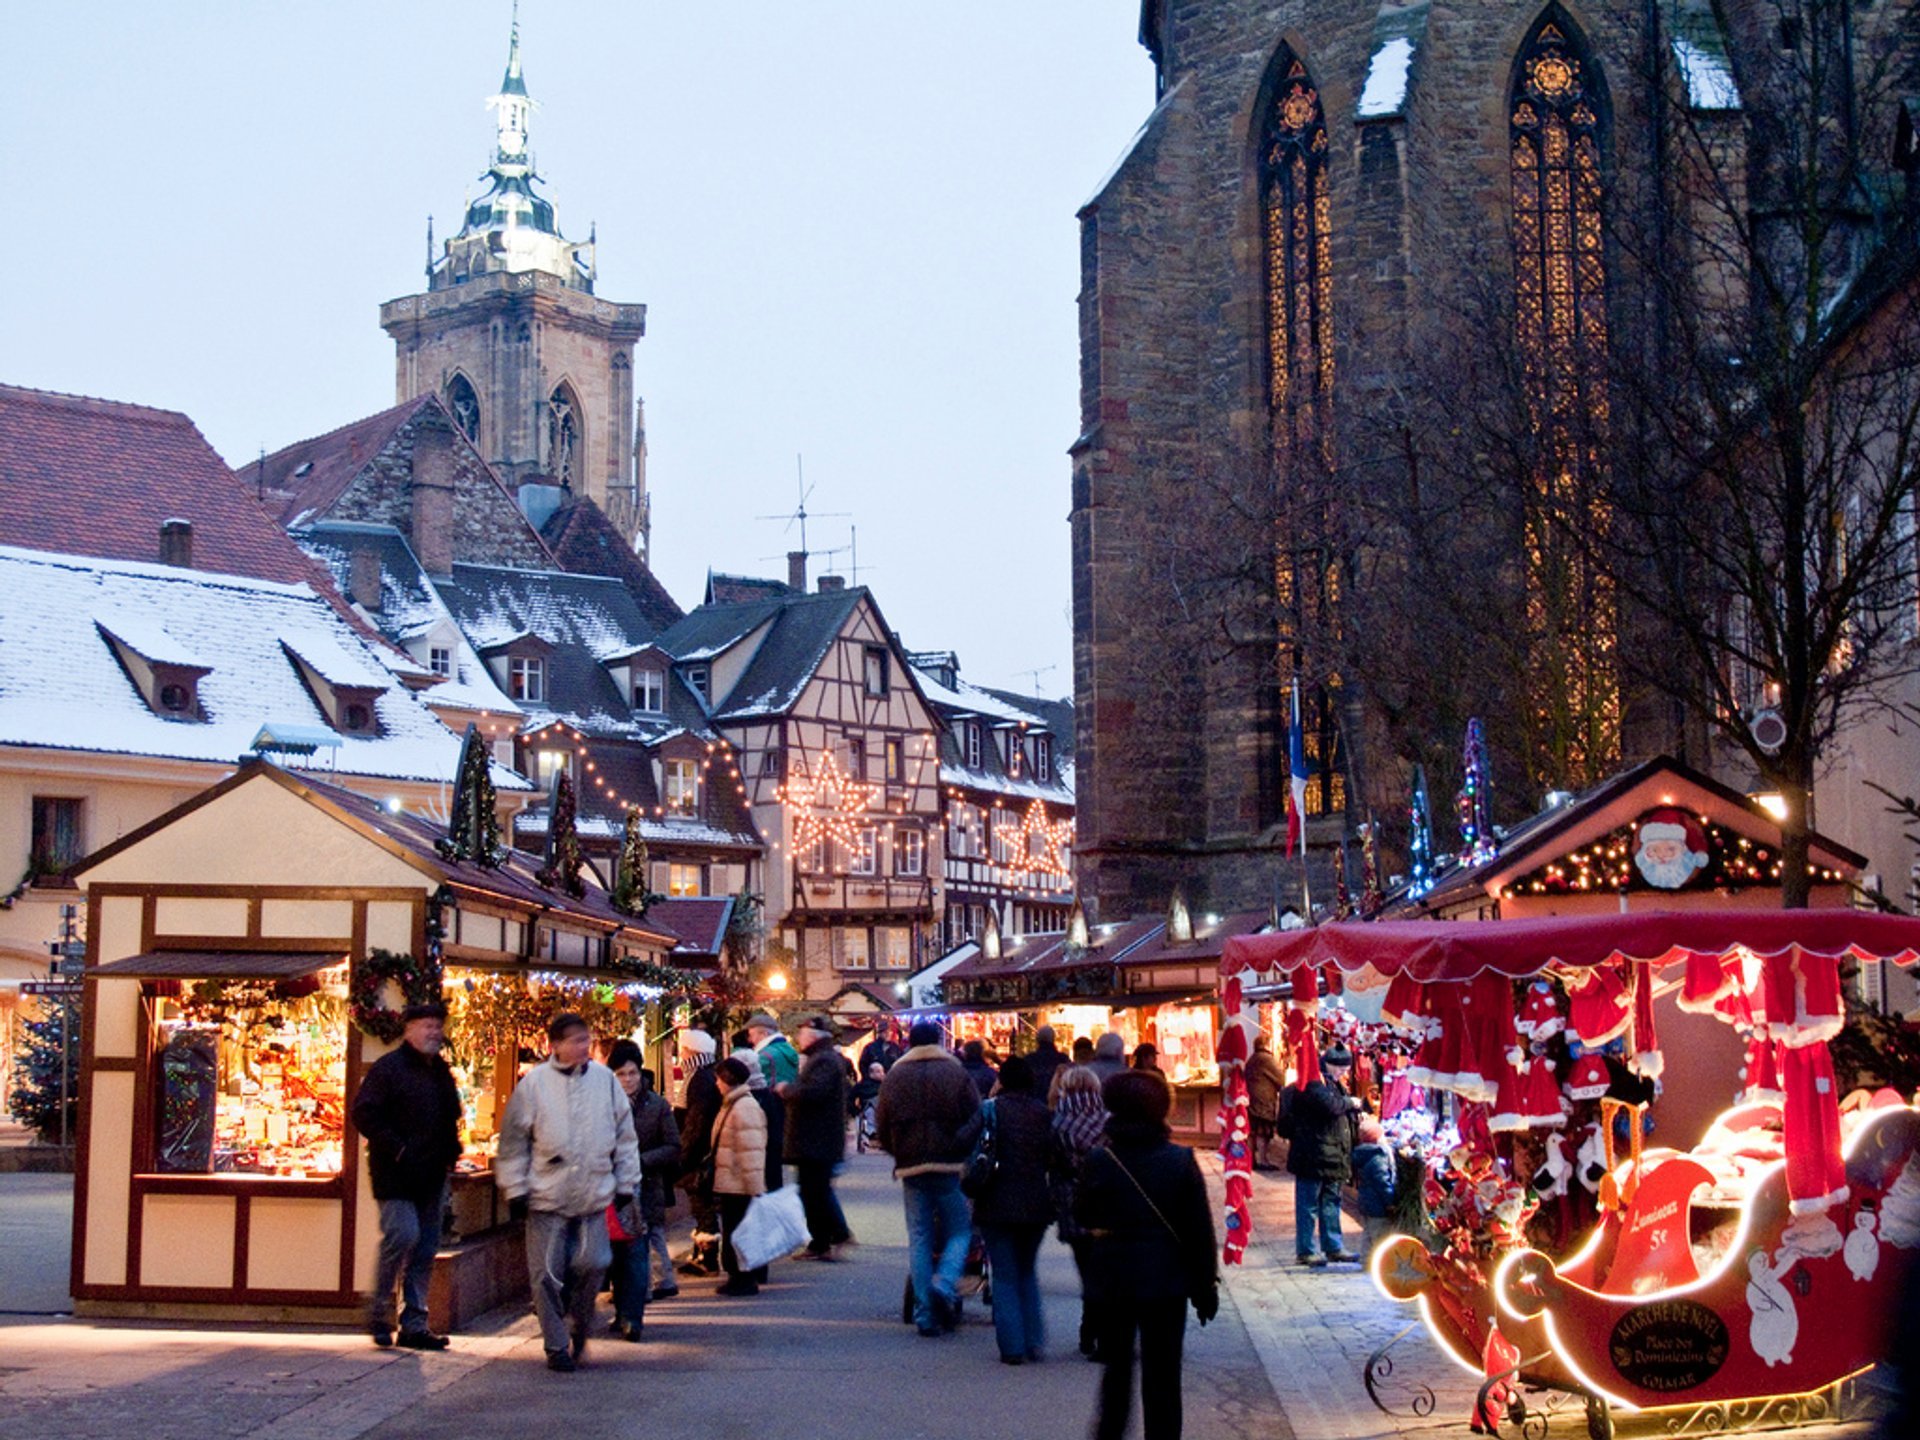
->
left=1576, top=1121, right=1609, bottom=1195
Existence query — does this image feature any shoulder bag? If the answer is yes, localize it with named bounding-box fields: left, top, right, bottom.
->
left=960, top=1098, right=999, bottom=1198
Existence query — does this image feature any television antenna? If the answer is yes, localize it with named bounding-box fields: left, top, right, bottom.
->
left=755, top=456, right=849, bottom=559
left=1014, top=664, right=1059, bottom=696
left=815, top=526, right=874, bottom=586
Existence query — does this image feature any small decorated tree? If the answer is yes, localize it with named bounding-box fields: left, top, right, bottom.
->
left=1456, top=717, right=1497, bottom=866
left=1407, top=764, right=1435, bottom=899
left=610, top=809, right=657, bottom=917
left=437, top=723, right=501, bottom=867
left=535, top=769, right=586, bottom=898
left=10, top=997, right=79, bottom=1144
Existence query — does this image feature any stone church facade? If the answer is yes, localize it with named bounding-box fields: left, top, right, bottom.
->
left=1071, top=1, right=1920, bottom=917
left=380, top=24, right=652, bottom=558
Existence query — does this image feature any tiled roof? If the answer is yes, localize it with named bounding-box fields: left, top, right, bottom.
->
left=0, top=383, right=326, bottom=585
left=0, top=544, right=528, bottom=791
left=644, top=897, right=736, bottom=958
left=246, top=394, right=440, bottom=528
left=440, top=563, right=655, bottom=659
left=541, top=498, right=684, bottom=631
left=704, top=572, right=794, bottom=606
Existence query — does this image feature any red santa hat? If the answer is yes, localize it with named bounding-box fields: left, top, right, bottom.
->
left=1516, top=979, right=1564, bottom=1041
left=1676, top=950, right=1741, bottom=1014
left=1289, top=963, right=1320, bottom=1005
left=1634, top=807, right=1711, bottom=878
left=1565, top=1051, right=1611, bottom=1101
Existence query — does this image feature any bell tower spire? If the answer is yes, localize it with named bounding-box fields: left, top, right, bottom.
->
left=489, top=4, right=532, bottom=170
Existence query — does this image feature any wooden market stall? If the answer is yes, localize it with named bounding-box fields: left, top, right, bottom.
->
left=67, top=760, right=678, bottom=1324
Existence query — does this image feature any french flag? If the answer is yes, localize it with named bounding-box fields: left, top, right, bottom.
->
left=1285, top=679, right=1309, bottom=856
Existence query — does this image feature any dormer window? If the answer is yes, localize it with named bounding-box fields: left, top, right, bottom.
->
left=964, top=722, right=982, bottom=770
left=633, top=667, right=665, bottom=714
left=665, top=758, right=699, bottom=815
left=510, top=656, right=545, bottom=703
left=1005, top=732, right=1023, bottom=779
left=686, top=665, right=710, bottom=705
left=429, top=647, right=453, bottom=677
left=1034, top=734, right=1052, bottom=784
left=342, top=703, right=374, bottom=733
left=280, top=638, right=388, bottom=737
left=96, top=612, right=211, bottom=723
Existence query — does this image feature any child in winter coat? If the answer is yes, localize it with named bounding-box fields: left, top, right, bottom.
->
left=1351, top=1115, right=1397, bottom=1253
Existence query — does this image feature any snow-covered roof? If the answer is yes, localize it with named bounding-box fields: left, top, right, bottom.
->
left=440, top=563, right=652, bottom=662
left=94, top=608, right=210, bottom=670
left=0, top=544, right=528, bottom=791
left=911, top=664, right=1051, bottom=728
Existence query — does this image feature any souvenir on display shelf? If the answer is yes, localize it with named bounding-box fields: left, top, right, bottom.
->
left=151, top=965, right=351, bottom=1178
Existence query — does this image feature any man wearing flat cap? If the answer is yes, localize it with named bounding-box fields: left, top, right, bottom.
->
left=352, top=1000, right=462, bottom=1349
left=779, top=1015, right=853, bottom=1258
left=746, top=1012, right=801, bottom=1089
left=1286, top=1044, right=1364, bottom=1267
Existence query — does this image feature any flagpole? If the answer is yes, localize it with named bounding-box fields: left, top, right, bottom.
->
left=1293, top=677, right=1312, bottom=921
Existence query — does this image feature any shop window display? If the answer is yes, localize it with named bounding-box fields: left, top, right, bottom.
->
left=151, top=968, right=349, bottom=1178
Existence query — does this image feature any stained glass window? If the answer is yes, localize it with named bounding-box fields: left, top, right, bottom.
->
left=1262, top=50, right=1342, bottom=818
left=1509, top=12, right=1618, bottom=788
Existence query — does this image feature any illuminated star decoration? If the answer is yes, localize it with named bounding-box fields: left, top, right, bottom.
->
left=1011, top=799, right=1075, bottom=878
left=780, top=749, right=880, bottom=853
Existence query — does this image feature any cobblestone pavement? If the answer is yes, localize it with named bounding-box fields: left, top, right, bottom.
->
left=0, top=1155, right=1286, bottom=1440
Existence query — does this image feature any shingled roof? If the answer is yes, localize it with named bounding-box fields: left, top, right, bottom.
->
left=654, top=587, right=870, bottom=721
left=0, top=384, right=326, bottom=585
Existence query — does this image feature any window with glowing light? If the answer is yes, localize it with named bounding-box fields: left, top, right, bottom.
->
left=1261, top=47, right=1332, bottom=464
left=875, top=925, right=912, bottom=970
left=991, top=808, right=1018, bottom=866
left=667, top=863, right=702, bottom=897
left=509, top=656, right=545, bottom=703
left=1510, top=9, right=1618, bottom=786
left=532, top=749, right=569, bottom=788
left=664, top=758, right=699, bottom=815
left=839, top=927, right=870, bottom=969
left=885, top=737, right=904, bottom=783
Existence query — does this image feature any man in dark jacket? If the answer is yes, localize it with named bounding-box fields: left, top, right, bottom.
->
left=858, top=1027, right=902, bottom=1076
left=781, top=1015, right=852, bottom=1258
left=1026, top=1025, right=1068, bottom=1098
left=633, top=1067, right=682, bottom=1298
left=876, top=1021, right=984, bottom=1334
left=351, top=1001, right=462, bottom=1349
left=1286, top=1045, right=1362, bottom=1266
left=675, top=1029, right=723, bottom=1276
left=960, top=1039, right=998, bottom=1098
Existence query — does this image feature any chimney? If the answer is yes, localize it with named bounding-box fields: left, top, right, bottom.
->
left=410, top=421, right=457, bottom=577
left=818, top=574, right=846, bottom=592
left=159, top=519, right=193, bottom=568
left=349, top=547, right=384, bottom=611
left=787, top=550, right=808, bottom=592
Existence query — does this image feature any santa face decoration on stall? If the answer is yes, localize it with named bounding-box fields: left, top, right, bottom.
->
left=1634, top=808, right=1712, bottom=890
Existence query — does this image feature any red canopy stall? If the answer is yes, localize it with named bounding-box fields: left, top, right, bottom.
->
left=1216, top=911, right=1920, bottom=1436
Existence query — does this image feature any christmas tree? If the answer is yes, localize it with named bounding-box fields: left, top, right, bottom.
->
left=10, top=996, right=79, bottom=1144
left=1408, top=764, right=1435, bottom=898
left=535, top=768, right=586, bottom=898
left=610, top=809, right=653, bottom=917
left=437, top=723, right=501, bottom=867
left=1457, top=717, right=1497, bottom=866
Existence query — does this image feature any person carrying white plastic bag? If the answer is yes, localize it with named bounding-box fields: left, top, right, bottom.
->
left=732, top=1185, right=811, bottom=1273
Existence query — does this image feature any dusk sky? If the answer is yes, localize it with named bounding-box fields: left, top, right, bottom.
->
left=3, top=2, right=1154, bottom=697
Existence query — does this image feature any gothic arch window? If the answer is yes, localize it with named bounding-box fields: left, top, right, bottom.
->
left=546, top=383, right=581, bottom=488
left=1261, top=50, right=1333, bottom=461
left=1509, top=9, right=1617, bottom=787
left=445, top=374, right=481, bottom=445
left=1260, top=49, right=1342, bottom=819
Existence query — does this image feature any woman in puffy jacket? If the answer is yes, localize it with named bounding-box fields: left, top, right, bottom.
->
left=709, top=1056, right=769, bottom=1297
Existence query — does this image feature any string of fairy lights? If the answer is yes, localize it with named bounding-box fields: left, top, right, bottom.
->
left=522, top=719, right=747, bottom=820
left=1506, top=815, right=1847, bottom=896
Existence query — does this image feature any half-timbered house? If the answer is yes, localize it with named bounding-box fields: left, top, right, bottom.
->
left=655, top=583, right=942, bottom=1003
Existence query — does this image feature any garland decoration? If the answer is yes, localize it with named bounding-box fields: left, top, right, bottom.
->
left=437, top=723, right=502, bottom=868
left=535, top=769, right=587, bottom=898
left=350, top=948, right=444, bottom=1042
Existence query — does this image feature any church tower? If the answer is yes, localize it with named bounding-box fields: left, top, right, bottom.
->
left=380, top=16, right=652, bottom=558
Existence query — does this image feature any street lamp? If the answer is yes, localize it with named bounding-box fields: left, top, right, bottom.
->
left=766, top=971, right=789, bottom=993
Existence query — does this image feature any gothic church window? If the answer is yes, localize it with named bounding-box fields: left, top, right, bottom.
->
left=446, top=374, right=481, bottom=443
left=1260, top=48, right=1342, bottom=818
left=1509, top=9, right=1618, bottom=788
left=546, top=384, right=580, bottom=488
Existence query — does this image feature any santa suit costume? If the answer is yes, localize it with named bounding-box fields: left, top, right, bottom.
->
left=1520, top=1055, right=1567, bottom=1128
left=1760, top=950, right=1849, bottom=1215
left=1628, top=961, right=1663, bottom=1080
left=1565, top=965, right=1632, bottom=1049
left=1455, top=972, right=1520, bottom=1105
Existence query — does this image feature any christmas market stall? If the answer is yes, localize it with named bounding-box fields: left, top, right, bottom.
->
left=1216, top=910, right=1920, bottom=1438
left=931, top=902, right=1268, bottom=1139
left=67, top=757, right=684, bottom=1324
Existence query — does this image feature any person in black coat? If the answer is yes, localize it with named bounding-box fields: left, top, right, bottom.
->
left=1025, top=1025, right=1068, bottom=1099
left=675, top=1031, right=723, bottom=1276
left=973, top=1056, right=1055, bottom=1363
left=1077, top=1070, right=1219, bottom=1440
left=351, top=1001, right=462, bottom=1349
left=780, top=1016, right=852, bottom=1257
left=961, top=1039, right=998, bottom=1098
left=858, top=1029, right=902, bottom=1076
left=1286, top=1046, right=1362, bottom=1265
